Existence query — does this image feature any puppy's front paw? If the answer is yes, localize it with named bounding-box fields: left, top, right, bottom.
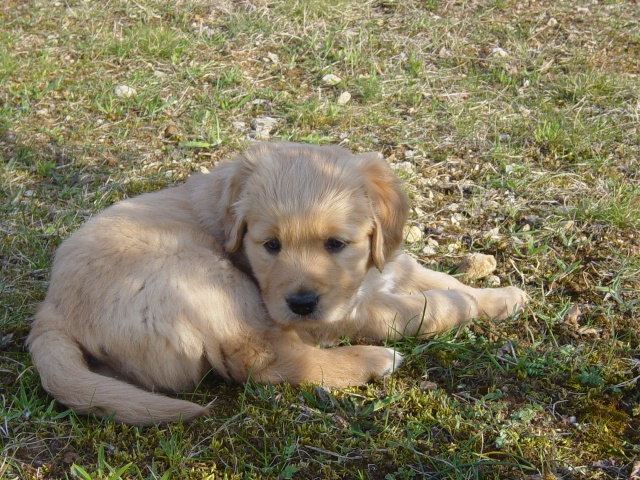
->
left=382, top=347, right=404, bottom=376
left=358, top=346, right=403, bottom=381
left=477, top=286, right=528, bottom=320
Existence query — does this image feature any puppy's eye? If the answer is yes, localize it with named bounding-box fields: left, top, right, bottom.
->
left=324, top=238, right=346, bottom=253
left=263, top=239, right=281, bottom=254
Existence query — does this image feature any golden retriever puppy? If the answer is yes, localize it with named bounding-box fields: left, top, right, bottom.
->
left=27, top=142, right=527, bottom=425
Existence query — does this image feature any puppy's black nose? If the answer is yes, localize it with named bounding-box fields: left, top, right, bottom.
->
left=286, top=292, right=319, bottom=316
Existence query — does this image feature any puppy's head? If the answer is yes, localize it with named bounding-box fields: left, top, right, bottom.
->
left=224, top=142, right=409, bottom=324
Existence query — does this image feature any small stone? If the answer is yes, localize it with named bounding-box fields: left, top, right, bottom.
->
left=422, top=245, right=437, bottom=256
left=419, top=380, right=438, bottom=392
left=390, top=161, right=414, bottom=173
left=490, top=47, right=509, bottom=58
left=577, top=326, right=600, bottom=338
left=485, top=275, right=501, bottom=287
left=114, top=85, right=136, bottom=98
left=404, top=225, right=423, bottom=244
left=483, top=227, right=501, bottom=239
left=321, top=73, right=342, bottom=86
left=250, top=116, right=279, bottom=140
left=564, top=304, right=581, bottom=324
left=62, top=451, right=80, bottom=464
left=456, top=253, right=497, bottom=281
left=164, top=125, right=179, bottom=139
left=559, top=220, right=575, bottom=231
left=450, top=213, right=464, bottom=226
left=266, top=52, right=279, bottom=64
left=547, top=17, right=558, bottom=27
left=337, top=91, right=351, bottom=105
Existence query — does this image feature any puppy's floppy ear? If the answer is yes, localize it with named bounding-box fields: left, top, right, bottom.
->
left=220, top=143, right=277, bottom=252
left=220, top=159, right=250, bottom=253
left=358, top=152, right=410, bottom=271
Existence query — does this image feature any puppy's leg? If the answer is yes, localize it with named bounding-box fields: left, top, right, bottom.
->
left=354, top=289, right=482, bottom=340
left=388, top=254, right=527, bottom=321
left=221, top=329, right=402, bottom=388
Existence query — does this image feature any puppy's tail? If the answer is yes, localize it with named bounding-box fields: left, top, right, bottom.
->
left=27, top=322, right=209, bottom=426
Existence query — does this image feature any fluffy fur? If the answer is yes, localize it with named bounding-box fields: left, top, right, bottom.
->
left=27, top=142, right=527, bottom=425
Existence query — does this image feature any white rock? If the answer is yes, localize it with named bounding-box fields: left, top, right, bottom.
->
left=114, top=85, right=136, bottom=98
left=456, top=253, right=497, bottom=280
left=490, top=47, right=509, bottom=58
left=485, top=275, right=501, bottom=287
left=484, top=227, right=501, bottom=239
left=422, top=245, right=437, bottom=256
left=390, top=161, right=414, bottom=173
left=251, top=116, right=279, bottom=140
left=322, top=74, right=342, bottom=86
left=266, top=52, right=279, bottom=64
left=337, top=91, right=351, bottom=105
left=404, top=225, right=423, bottom=244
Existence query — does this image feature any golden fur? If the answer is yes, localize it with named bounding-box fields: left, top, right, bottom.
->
left=27, top=142, right=527, bottom=425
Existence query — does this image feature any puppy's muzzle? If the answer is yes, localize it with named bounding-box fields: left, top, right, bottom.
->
left=286, top=292, right=319, bottom=316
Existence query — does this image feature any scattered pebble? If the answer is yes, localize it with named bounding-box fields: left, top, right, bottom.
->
left=564, top=304, right=581, bottom=325
left=483, top=227, right=501, bottom=239
left=0, top=333, right=14, bottom=350
left=485, top=275, right=501, bottom=287
left=250, top=116, right=279, bottom=140
left=404, top=225, right=423, bottom=244
left=337, top=91, right=351, bottom=105
left=114, top=84, right=136, bottom=98
left=422, top=245, right=437, bottom=256
left=490, top=47, right=509, bottom=58
left=62, top=451, right=80, bottom=464
left=559, top=220, right=575, bottom=231
left=456, top=253, right=497, bottom=281
left=419, top=380, right=438, bottom=392
left=547, top=17, right=558, bottom=27
left=163, top=125, right=179, bottom=139
left=577, top=326, right=600, bottom=338
left=322, top=73, right=342, bottom=86
left=450, top=213, right=465, bottom=226
left=390, top=161, right=414, bottom=173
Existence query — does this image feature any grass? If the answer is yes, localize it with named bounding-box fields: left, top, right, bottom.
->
left=1, top=0, right=638, bottom=478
